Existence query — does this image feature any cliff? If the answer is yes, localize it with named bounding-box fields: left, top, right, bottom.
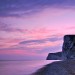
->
left=62, top=35, right=75, bottom=60
left=46, top=52, right=62, bottom=60
left=47, top=35, right=75, bottom=60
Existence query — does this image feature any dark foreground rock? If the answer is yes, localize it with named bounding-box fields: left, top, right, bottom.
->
left=31, top=60, right=75, bottom=75
left=46, top=52, right=62, bottom=60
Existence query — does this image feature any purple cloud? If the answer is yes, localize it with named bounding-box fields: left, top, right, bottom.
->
left=0, top=0, right=75, bottom=17
left=0, top=22, right=26, bottom=32
left=19, top=37, right=62, bottom=44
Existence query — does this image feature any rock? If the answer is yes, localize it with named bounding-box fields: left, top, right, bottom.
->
left=31, top=60, right=75, bottom=75
left=47, top=35, right=75, bottom=60
left=62, top=35, right=75, bottom=60
left=46, top=52, right=62, bottom=60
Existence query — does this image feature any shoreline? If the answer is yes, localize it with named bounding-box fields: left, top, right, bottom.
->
left=31, top=60, right=75, bottom=75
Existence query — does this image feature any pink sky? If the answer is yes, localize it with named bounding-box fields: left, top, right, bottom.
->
left=0, top=0, right=75, bottom=60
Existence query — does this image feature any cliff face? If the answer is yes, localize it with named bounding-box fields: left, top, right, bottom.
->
left=62, top=35, right=75, bottom=60
left=47, top=35, right=75, bottom=60
left=46, top=52, right=62, bottom=60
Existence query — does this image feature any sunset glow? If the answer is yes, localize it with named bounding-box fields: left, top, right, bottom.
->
left=0, top=0, right=75, bottom=60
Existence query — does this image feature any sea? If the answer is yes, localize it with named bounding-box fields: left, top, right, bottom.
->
left=0, top=60, right=59, bottom=75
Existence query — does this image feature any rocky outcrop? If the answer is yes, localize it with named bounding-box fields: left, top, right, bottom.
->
left=32, top=60, right=75, bottom=75
left=46, top=52, right=62, bottom=60
left=62, top=35, right=75, bottom=60
left=47, top=35, right=75, bottom=60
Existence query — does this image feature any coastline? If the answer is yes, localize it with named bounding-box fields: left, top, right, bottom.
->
left=32, top=60, right=75, bottom=75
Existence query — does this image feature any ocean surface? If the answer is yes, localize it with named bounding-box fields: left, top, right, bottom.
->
left=0, top=60, right=59, bottom=75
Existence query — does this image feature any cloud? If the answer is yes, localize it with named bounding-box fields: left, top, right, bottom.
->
left=0, top=22, right=27, bottom=33
left=20, top=39, right=45, bottom=44
left=0, top=39, right=62, bottom=60
left=0, top=22, right=10, bottom=31
left=65, top=26, right=75, bottom=30
left=0, top=35, right=63, bottom=60
left=0, top=0, right=75, bottom=17
left=38, top=45, right=62, bottom=53
left=0, top=36, right=62, bottom=51
left=19, top=37, right=62, bottom=44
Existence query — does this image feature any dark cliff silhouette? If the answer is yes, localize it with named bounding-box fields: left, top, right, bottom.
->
left=47, top=35, right=75, bottom=60
left=46, top=52, right=62, bottom=60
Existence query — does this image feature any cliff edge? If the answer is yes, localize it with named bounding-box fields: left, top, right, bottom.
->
left=46, top=35, right=75, bottom=60
left=46, top=52, right=62, bottom=60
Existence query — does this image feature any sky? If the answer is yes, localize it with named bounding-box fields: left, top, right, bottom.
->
left=0, top=0, right=75, bottom=60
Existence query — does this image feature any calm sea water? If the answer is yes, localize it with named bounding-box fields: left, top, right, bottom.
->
left=0, top=60, right=59, bottom=75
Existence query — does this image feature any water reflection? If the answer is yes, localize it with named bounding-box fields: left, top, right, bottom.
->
left=0, top=60, right=59, bottom=75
